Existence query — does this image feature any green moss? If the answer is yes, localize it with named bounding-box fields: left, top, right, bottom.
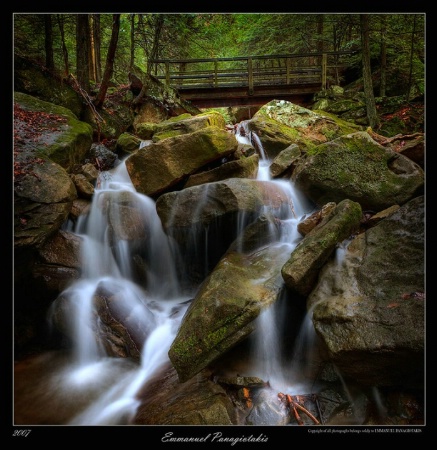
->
left=301, top=142, right=316, bottom=155
left=170, top=302, right=255, bottom=367
left=170, top=334, right=200, bottom=361
left=152, top=130, right=184, bottom=141
left=200, top=108, right=233, bottom=124
left=161, top=113, right=192, bottom=124
left=337, top=170, right=354, bottom=185
left=314, top=109, right=364, bottom=134
left=203, top=326, right=229, bottom=349
left=306, top=134, right=391, bottom=190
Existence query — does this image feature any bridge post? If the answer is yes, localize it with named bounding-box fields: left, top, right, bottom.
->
left=286, top=57, right=291, bottom=84
left=322, top=53, right=327, bottom=90
left=248, top=57, right=254, bottom=95
left=214, top=60, right=218, bottom=87
left=165, top=61, right=170, bottom=86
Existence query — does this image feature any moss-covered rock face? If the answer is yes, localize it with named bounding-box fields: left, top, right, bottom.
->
left=309, top=196, right=424, bottom=387
left=248, top=115, right=301, bottom=157
left=135, top=111, right=227, bottom=142
left=249, top=100, right=362, bottom=158
left=281, top=199, right=362, bottom=296
left=125, top=126, right=238, bottom=197
left=115, top=132, right=143, bottom=155
left=14, top=92, right=93, bottom=171
left=168, top=214, right=291, bottom=383
left=292, top=131, right=424, bottom=212
left=14, top=54, right=84, bottom=118
left=134, top=122, right=157, bottom=140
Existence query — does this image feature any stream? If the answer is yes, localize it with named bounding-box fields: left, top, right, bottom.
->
left=13, top=124, right=348, bottom=427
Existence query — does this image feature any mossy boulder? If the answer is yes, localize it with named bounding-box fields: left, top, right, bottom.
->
left=125, top=125, right=238, bottom=197
left=14, top=54, right=84, bottom=118
left=168, top=214, right=290, bottom=383
left=281, top=199, right=362, bottom=296
left=14, top=92, right=93, bottom=171
left=249, top=100, right=361, bottom=158
left=292, top=131, right=424, bottom=212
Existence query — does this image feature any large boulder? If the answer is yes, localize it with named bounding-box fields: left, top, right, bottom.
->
left=14, top=158, right=77, bottom=251
left=309, top=195, right=425, bottom=387
left=156, top=178, right=294, bottom=283
left=14, top=92, right=93, bottom=171
left=269, top=143, right=301, bottom=178
left=291, top=131, right=424, bottom=212
left=248, top=100, right=361, bottom=158
left=281, top=199, right=362, bottom=296
left=125, top=126, right=238, bottom=197
left=134, top=365, right=236, bottom=425
left=31, top=230, right=82, bottom=297
left=168, top=214, right=291, bottom=383
left=136, top=111, right=227, bottom=142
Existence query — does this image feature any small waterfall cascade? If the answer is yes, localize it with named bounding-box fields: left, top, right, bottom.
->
left=233, top=121, right=319, bottom=397
left=17, top=124, right=341, bottom=426
left=47, top=156, right=192, bottom=425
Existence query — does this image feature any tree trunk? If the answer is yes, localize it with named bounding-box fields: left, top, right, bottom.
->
left=44, top=14, right=54, bottom=71
left=89, top=16, right=96, bottom=83
left=87, top=17, right=94, bottom=83
left=129, top=14, right=135, bottom=70
left=94, top=14, right=121, bottom=109
left=76, top=14, right=90, bottom=93
left=406, top=15, right=417, bottom=102
left=57, top=14, right=70, bottom=77
left=360, top=14, right=380, bottom=129
left=146, top=14, right=164, bottom=75
left=379, top=15, right=387, bottom=97
left=93, top=14, right=102, bottom=83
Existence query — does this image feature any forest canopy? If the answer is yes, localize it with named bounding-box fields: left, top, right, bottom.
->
left=13, top=13, right=425, bottom=101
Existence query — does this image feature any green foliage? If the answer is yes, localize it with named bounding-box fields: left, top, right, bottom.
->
left=13, top=12, right=425, bottom=97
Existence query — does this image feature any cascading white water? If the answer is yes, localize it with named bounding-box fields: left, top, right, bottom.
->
left=47, top=153, right=191, bottom=425
left=235, top=121, right=318, bottom=396
left=27, top=124, right=321, bottom=425
left=67, top=301, right=184, bottom=425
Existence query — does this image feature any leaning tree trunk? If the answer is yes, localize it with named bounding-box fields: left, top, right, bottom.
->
left=94, top=14, right=121, bottom=109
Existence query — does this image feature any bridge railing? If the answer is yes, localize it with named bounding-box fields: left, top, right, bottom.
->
left=150, top=51, right=356, bottom=91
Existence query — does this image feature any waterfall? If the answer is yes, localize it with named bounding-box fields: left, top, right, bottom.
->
left=19, top=124, right=325, bottom=426
left=46, top=158, right=191, bottom=425
left=234, top=124, right=318, bottom=397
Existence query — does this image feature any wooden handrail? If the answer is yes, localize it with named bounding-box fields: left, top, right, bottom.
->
left=150, top=51, right=355, bottom=92
left=150, top=50, right=356, bottom=65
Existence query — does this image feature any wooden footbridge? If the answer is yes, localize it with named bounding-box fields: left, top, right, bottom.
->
left=150, top=51, right=356, bottom=108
